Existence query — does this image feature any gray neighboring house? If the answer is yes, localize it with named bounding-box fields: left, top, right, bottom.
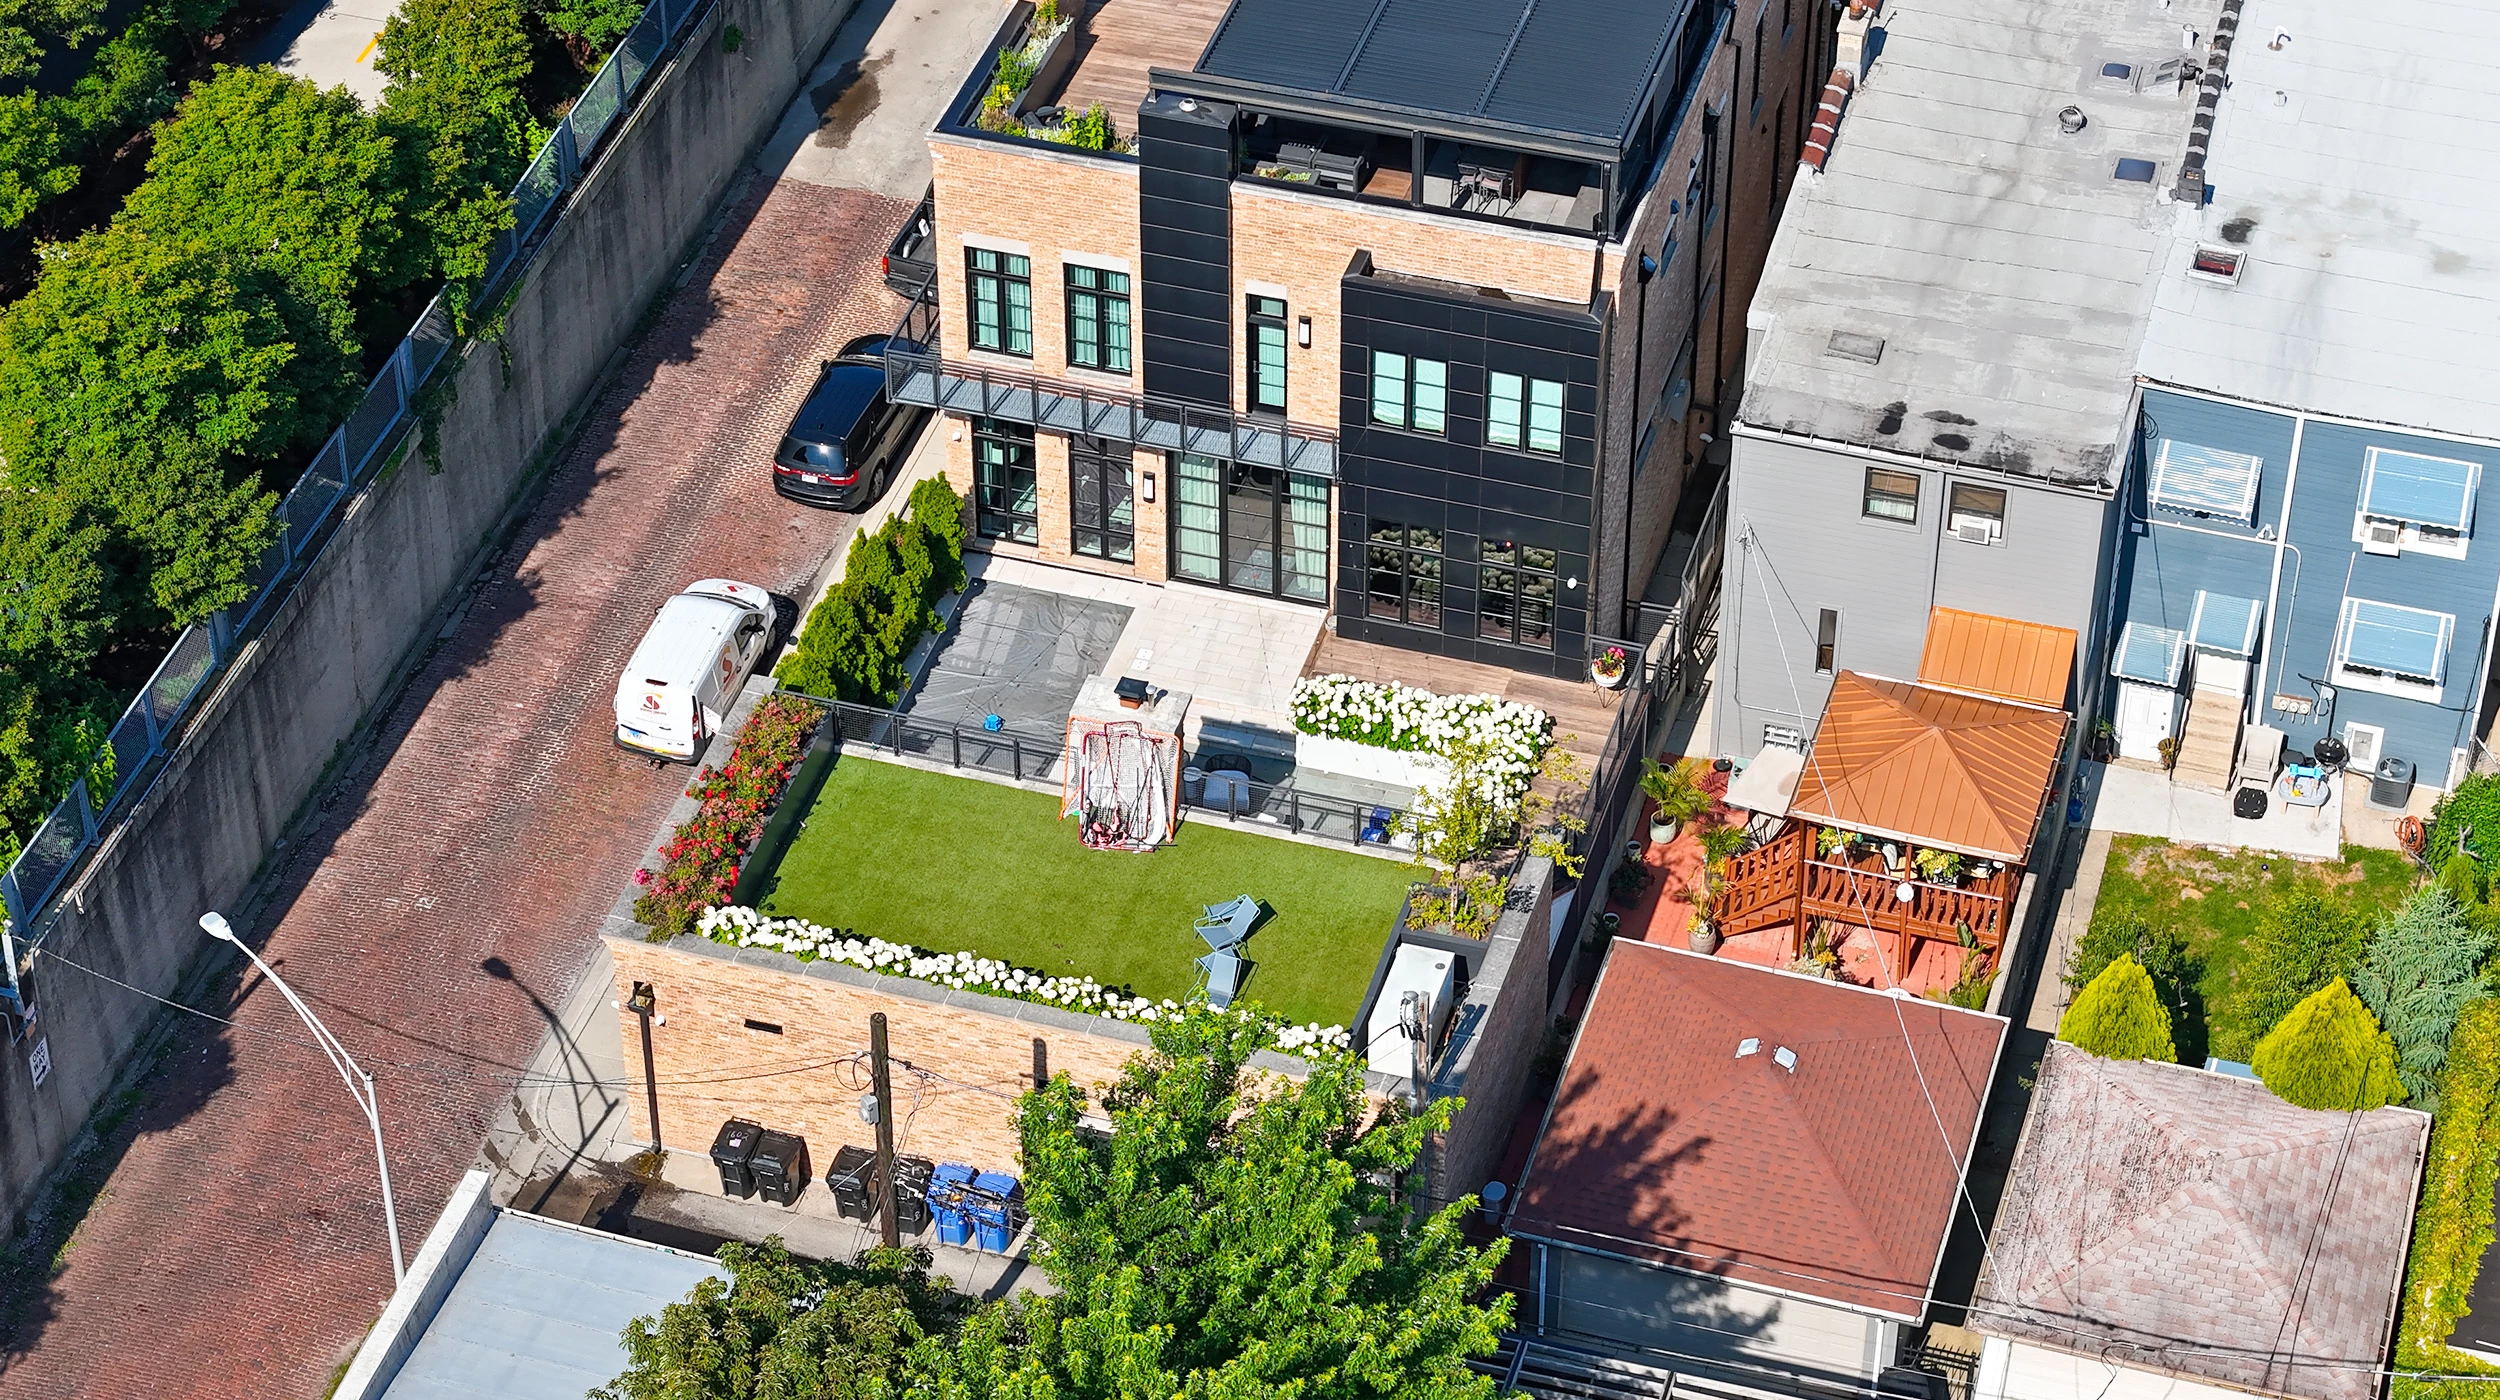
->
left=1713, top=0, right=2206, bottom=761
left=1971, top=1042, right=2429, bottom=1400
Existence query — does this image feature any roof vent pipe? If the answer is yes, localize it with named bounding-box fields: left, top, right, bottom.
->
left=2058, top=105, right=2087, bottom=135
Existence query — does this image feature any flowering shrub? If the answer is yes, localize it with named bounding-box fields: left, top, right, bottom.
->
left=631, top=695, right=823, bottom=938
left=696, top=905, right=1350, bottom=1054
left=1292, top=674, right=1551, bottom=808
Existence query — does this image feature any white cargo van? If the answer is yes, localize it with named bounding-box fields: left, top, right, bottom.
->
left=614, top=579, right=777, bottom=762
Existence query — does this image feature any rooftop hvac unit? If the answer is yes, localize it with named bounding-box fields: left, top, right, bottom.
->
left=1952, top=518, right=1998, bottom=545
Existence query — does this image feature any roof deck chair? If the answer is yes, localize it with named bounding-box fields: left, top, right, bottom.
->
left=1197, top=898, right=1258, bottom=952
left=1195, top=949, right=1244, bottom=1010
left=1199, top=894, right=1252, bottom=923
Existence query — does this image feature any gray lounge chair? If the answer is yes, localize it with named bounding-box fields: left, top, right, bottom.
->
left=1196, top=950, right=1243, bottom=1010
left=1199, top=895, right=1252, bottom=923
left=1197, top=899, right=1258, bottom=952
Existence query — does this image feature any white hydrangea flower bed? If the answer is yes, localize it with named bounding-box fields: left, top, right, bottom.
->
left=1290, top=674, right=1551, bottom=808
left=695, top=905, right=1350, bottom=1053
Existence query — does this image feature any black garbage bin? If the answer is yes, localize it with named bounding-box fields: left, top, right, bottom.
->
left=2370, top=756, right=2416, bottom=812
left=750, top=1130, right=811, bottom=1207
left=893, top=1155, right=935, bottom=1232
left=827, top=1144, right=878, bottom=1222
left=711, top=1118, right=763, bottom=1199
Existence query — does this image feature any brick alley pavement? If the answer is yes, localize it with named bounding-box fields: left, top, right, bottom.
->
left=0, top=174, right=911, bottom=1399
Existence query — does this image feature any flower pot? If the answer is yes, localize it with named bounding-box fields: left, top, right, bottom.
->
left=1598, top=912, right=1621, bottom=937
left=1688, top=922, right=1720, bottom=954
left=1592, top=663, right=1628, bottom=690
left=1650, top=816, right=1681, bottom=844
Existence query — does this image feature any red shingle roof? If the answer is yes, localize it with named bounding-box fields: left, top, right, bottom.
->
left=1509, top=944, right=2006, bottom=1318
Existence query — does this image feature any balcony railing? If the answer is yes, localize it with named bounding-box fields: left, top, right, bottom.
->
left=883, top=297, right=1337, bottom=477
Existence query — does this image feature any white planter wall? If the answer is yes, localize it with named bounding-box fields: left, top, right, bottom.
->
left=1296, top=733, right=1450, bottom=791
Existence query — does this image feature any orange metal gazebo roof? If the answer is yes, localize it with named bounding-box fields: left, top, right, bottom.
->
left=1790, top=672, right=2068, bottom=863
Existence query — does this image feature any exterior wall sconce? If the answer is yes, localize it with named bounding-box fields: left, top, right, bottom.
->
left=1142, top=471, right=1156, bottom=502
left=1297, top=316, right=1312, bottom=348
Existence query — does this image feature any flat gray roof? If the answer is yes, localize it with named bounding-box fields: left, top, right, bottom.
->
left=380, top=1213, right=723, bottom=1400
left=1739, top=0, right=2221, bottom=489
left=2137, top=0, right=2500, bottom=440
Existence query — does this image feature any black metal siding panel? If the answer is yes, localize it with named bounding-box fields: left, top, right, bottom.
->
left=1140, top=104, right=1235, bottom=409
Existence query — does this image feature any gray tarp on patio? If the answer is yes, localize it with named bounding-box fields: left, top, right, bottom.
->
left=904, top=580, right=1132, bottom=736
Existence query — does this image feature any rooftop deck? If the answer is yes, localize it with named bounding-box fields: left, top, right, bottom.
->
left=1047, top=0, right=1228, bottom=125
left=1302, top=631, right=1618, bottom=784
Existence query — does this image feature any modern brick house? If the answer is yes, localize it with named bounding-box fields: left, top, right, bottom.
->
left=893, top=0, right=1826, bottom=678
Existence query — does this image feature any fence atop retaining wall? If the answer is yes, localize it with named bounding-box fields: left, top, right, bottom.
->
left=0, top=0, right=722, bottom=948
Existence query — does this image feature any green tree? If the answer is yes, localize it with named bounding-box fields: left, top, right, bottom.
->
left=121, top=66, right=407, bottom=310
left=375, top=0, right=536, bottom=319
left=934, top=1007, right=1508, bottom=1400
left=0, top=91, right=80, bottom=227
left=2216, top=888, right=2370, bottom=1061
left=595, top=1239, right=963, bottom=1400
left=0, top=225, right=351, bottom=627
left=2057, top=953, right=2177, bottom=1062
left=0, top=0, right=110, bottom=81
left=537, top=0, right=643, bottom=58
left=2252, top=978, right=2405, bottom=1111
left=2353, top=888, right=2494, bottom=1112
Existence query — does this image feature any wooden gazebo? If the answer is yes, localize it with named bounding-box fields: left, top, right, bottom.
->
left=1718, top=611, right=2074, bottom=981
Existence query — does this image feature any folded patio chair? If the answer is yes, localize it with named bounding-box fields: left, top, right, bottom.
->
left=1198, top=899, right=1258, bottom=952
left=1199, top=895, right=1252, bottom=923
left=1196, top=950, right=1244, bottom=1010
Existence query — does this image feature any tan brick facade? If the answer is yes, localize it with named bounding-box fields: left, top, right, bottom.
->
left=607, top=935, right=1166, bottom=1175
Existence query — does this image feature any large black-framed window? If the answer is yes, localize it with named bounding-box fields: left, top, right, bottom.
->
left=1479, top=539, right=1559, bottom=649
left=1065, top=265, right=1130, bottom=373
left=974, top=420, right=1037, bottom=544
left=1863, top=466, right=1920, bottom=523
left=1071, top=437, right=1134, bottom=562
left=1169, top=452, right=1325, bottom=602
left=1369, top=351, right=1448, bottom=433
left=967, top=248, right=1032, bottom=357
left=1246, top=296, right=1288, bottom=414
left=1365, top=520, right=1443, bottom=628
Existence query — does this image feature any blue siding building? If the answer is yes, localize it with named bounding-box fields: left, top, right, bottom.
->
left=2111, top=387, right=2500, bottom=794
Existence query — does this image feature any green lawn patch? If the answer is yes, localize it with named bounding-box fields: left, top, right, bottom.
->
left=754, top=757, right=1415, bottom=1029
left=2090, top=836, right=2420, bottom=1060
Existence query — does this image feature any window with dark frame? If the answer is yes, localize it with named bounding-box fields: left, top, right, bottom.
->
left=967, top=248, right=1032, bottom=357
left=1864, top=467, right=1920, bottom=522
left=1247, top=296, right=1288, bottom=414
left=973, top=421, right=1038, bottom=544
left=1815, top=609, right=1838, bottom=673
left=1064, top=265, right=1130, bottom=373
left=1489, top=372, right=1565, bottom=454
left=1949, top=482, right=2008, bottom=541
left=1369, top=351, right=1448, bottom=433
left=1479, top=539, right=1560, bottom=648
left=1365, top=520, right=1444, bottom=629
left=1751, top=13, right=1765, bottom=114
left=1071, top=438, right=1134, bottom=562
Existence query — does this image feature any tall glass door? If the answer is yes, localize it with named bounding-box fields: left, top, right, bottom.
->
left=1167, top=452, right=1327, bottom=602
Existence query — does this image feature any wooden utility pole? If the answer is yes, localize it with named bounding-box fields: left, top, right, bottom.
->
left=871, top=1012, right=899, bottom=1249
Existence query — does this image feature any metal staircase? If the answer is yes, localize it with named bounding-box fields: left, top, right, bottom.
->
left=1474, top=1335, right=1677, bottom=1400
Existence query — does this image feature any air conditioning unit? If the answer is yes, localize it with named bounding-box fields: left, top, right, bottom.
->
left=2343, top=721, right=2384, bottom=774
left=2361, top=519, right=2405, bottom=556
left=1952, top=518, right=1999, bottom=545
left=1763, top=723, right=1807, bottom=752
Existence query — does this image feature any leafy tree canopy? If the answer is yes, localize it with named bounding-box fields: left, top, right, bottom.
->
left=0, top=0, right=110, bottom=81
left=121, top=65, right=407, bottom=306
left=594, top=1239, right=963, bottom=1400
left=2058, top=953, right=2177, bottom=1063
left=2353, top=887, right=2494, bottom=1112
left=2217, top=887, right=2370, bottom=1062
left=2253, top=977, right=2405, bottom=1112
left=952, top=1007, right=1511, bottom=1400
left=376, top=0, right=535, bottom=307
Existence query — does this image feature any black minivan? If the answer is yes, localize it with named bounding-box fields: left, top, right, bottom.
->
left=771, top=334, right=932, bottom=510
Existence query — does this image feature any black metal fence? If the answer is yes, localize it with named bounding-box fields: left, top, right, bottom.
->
left=789, top=694, right=1415, bottom=851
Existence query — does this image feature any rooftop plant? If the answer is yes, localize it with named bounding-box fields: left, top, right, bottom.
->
left=631, top=694, right=821, bottom=938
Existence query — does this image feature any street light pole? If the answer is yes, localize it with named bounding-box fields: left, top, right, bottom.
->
left=200, top=911, right=405, bottom=1284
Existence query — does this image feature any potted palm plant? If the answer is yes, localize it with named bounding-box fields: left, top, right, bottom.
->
left=1640, top=757, right=1713, bottom=843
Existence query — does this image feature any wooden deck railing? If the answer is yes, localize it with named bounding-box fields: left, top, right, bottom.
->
left=1711, top=820, right=2018, bottom=955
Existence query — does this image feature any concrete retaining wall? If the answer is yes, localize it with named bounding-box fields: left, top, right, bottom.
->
left=0, top=0, right=859, bottom=1231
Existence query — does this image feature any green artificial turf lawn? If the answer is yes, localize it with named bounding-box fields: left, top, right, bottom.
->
left=2091, top=835, right=2420, bottom=1035
left=756, top=757, right=1416, bottom=1028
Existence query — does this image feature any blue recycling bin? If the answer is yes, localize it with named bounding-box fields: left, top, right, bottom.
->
left=969, top=1171, right=1024, bottom=1252
left=927, top=1162, right=976, bottom=1247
